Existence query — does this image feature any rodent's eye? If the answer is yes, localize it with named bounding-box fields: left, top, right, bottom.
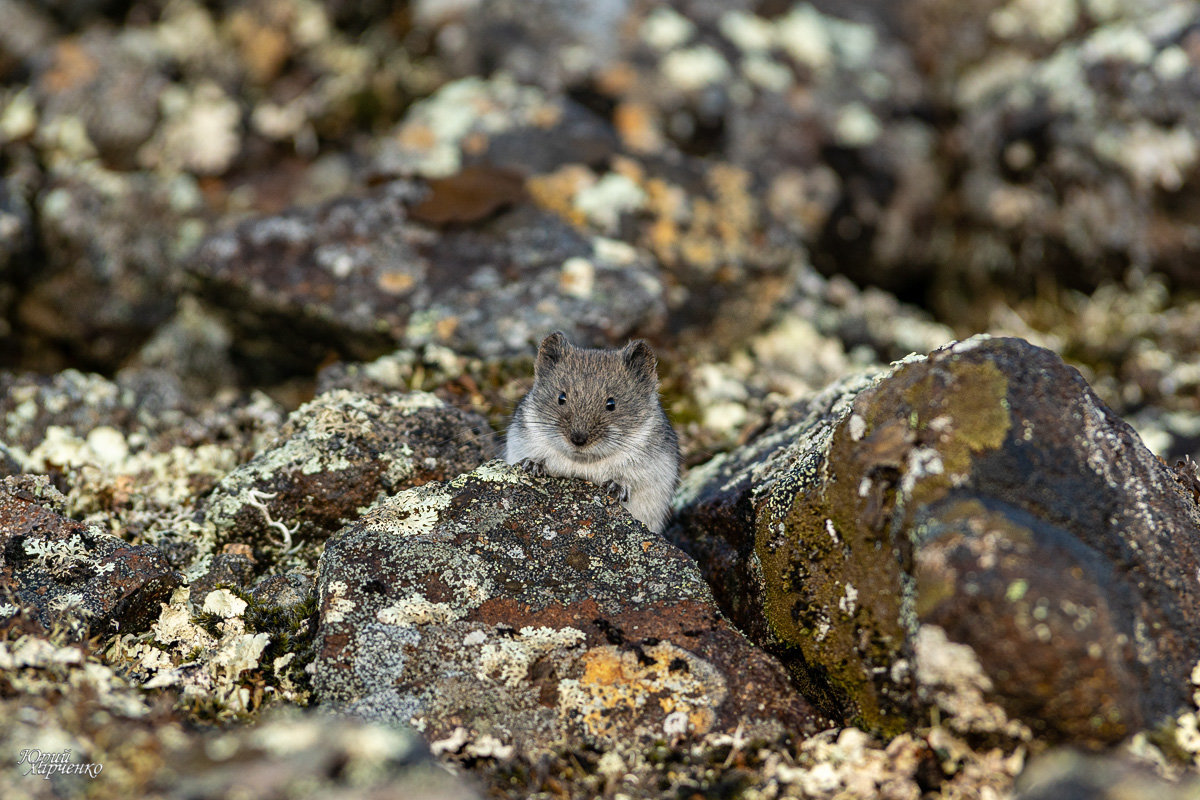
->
left=557, top=392, right=566, bottom=405
left=605, top=397, right=616, bottom=412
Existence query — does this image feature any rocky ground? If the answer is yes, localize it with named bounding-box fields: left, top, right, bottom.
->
left=2, top=1, right=1200, bottom=798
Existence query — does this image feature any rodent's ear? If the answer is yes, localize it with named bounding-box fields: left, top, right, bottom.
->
left=535, top=331, right=569, bottom=374
left=622, top=339, right=658, bottom=384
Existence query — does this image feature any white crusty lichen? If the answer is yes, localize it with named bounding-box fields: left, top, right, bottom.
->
left=137, top=587, right=276, bottom=712
left=376, top=594, right=463, bottom=627
left=476, top=626, right=586, bottom=688
left=23, top=532, right=92, bottom=576
left=144, top=81, right=241, bottom=175
left=661, top=46, right=732, bottom=93
left=384, top=76, right=556, bottom=178
left=322, top=580, right=356, bottom=625
left=360, top=482, right=454, bottom=540
left=572, top=172, right=648, bottom=233
left=202, top=588, right=248, bottom=619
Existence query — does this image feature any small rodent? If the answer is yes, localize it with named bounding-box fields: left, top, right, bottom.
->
left=505, top=331, right=680, bottom=533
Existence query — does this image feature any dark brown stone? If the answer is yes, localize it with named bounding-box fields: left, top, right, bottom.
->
left=0, top=474, right=182, bottom=637
left=672, top=336, right=1200, bottom=744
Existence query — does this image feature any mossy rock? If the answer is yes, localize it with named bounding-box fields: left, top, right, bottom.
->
left=673, top=337, right=1200, bottom=743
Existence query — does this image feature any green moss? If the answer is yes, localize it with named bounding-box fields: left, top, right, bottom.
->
left=243, top=590, right=319, bottom=703
left=752, top=348, right=1016, bottom=736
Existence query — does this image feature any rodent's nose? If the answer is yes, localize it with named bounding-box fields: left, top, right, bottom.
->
left=569, top=431, right=588, bottom=447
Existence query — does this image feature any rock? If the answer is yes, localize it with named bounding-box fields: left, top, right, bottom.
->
left=0, top=369, right=149, bottom=452
left=672, top=336, right=1200, bottom=744
left=418, top=4, right=943, bottom=299
left=1013, top=748, right=1200, bottom=800
left=119, top=296, right=237, bottom=399
left=373, top=76, right=619, bottom=179
left=314, top=461, right=824, bottom=760
left=0, top=632, right=480, bottom=800
left=908, top=2, right=1200, bottom=297
left=0, top=474, right=182, bottom=637
left=21, top=163, right=204, bottom=370
left=200, top=389, right=496, bottom=554
left=428, top=0, right=626, bottom=93
left=0, top=172, right=36, bottom=285
left=187, top=546, right=257, bottom=606
left=187, top=179, right=666, bottom=369
left=35, top=27, right=168, bottom=169
left=0, top=2, right=55, bottom=82
left=0, top=366, right=288, bottom=542
left=154, top=711, right=481, bottom=800
left=250, top=570, right=314, bottom=614
left=0, top=442, right=20, bottom=477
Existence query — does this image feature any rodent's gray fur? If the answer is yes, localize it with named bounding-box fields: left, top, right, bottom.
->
left=505, top=332, right=680, bottom=533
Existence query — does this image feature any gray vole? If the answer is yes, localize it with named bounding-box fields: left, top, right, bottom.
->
left=505, top=331, right=680, bottom=534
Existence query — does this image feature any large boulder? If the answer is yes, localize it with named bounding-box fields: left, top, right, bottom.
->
left=314, top=461, right=824, bottom=760
left=672, top=336, right=1200, bottom=744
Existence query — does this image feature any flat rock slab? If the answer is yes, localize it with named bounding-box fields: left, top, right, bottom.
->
left=0, top=475, right=181, bottom=637
left=673, top=336, right=1200, bottom=744
left=188, top=179, right=665, bottom=363
left=314, top=462, right=823, bottom=758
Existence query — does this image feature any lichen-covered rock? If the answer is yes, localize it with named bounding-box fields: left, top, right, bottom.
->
left=0, top=367, right=285, bottom=546
left=34, top=27, right=168, bottom=169
left=418, top=4, right=942, bottom=298
left=200, top=389, right=496, bottom=554
left=0, top=629, right=478, bottom=800
left=1, top=368, right=173, bottom=453
left=187, top=178, right=666, bottom=367
left=314, top=461, right=823, bottom=761
left=373, top=75, right=619, bottom=179
left=0, top=475, right=182, bottom=638
left=909, top=1, right=1200, bottom=296
left=22, top=163, right=204, bottom=369
left=672, top=336, right=1200, bottom=744
left=153, top=711, right=481, bottom=800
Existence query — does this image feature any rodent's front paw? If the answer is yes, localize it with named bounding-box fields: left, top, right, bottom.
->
left=518, top=458, right=547, bottom=477
left=603, top=480, right=630, bottom=502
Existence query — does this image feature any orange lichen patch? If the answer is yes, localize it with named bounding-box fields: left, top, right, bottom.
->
left=462, top=131, right=489, bottom=157
left=708, top=164, right=757, bottom=247
left=228, top=9, right=291, bottom=85
left=558, top=642, right=726, bottom=744
left=435, top=316, right=459, bottom=341
left=611, top=155, right=646, bottom=184
left=614, top=101, right=665, bottom=153
left=595, top=62, right=638, bottom=95
left=397, top=122, right=437, bottom=151
left=526, top=165, right=594, bottom=227
left=377, top=270, right=415, bottom=295
left=643, top=179, right=687, bottom=257
left=43, top=40, right=98, bottom=93
left=530, top=103, right=563, bottom=129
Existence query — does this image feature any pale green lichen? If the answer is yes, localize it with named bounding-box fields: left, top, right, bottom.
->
left=476, top=626, right=586, bottom=688
left=376, top=594, right=463, bottom=627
